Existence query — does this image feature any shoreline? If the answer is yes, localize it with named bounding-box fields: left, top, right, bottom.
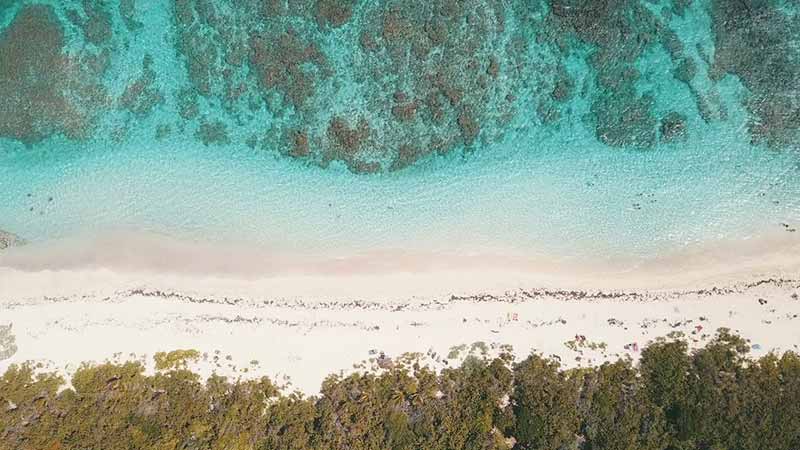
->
left=0, top=229, right=25, bottom=251
left=1, top=273, right=798, bottom=393
left=1, top=230, right=799, bottom=393
left=0, top=227, right=799, bottom=294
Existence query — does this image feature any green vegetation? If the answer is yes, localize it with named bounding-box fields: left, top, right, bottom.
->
left=153, top=349, right=201, bottom=371
left=2, top=329, right=799, bottom=449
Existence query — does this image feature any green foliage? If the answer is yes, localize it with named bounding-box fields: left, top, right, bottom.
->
left=1, top=330, right=799, bottom=449
left=640, top=339, right=691, bottom=448
left=512, top=355, right=581, bottom=450
left=153, top=349, right=201, bottom=371
left=580, top=360, right=666, bottom=450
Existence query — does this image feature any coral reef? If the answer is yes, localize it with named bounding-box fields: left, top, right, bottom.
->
left=709, top=0, right=800, bottom=148
left=249, top=29, right=329, bottom=109
left=167, top=0, right=754, bottom=171
left=169, top=0, right=530, bottom=172
left=65, top=0, right=113, bottom=46
left=196, top=120, right=230, bottom=146
left=119, top=55, right=165, bottom=117
left=660, top=111, right=688, bottom=142
left=1, top=0, right=797, bottom=170
left=315, top=0, right=355, bottom=28
left=542, top=0, right=686, bottom=148
left=0, top=5, right=108, bottom=144
left=119, top=0, right=143, bottom=31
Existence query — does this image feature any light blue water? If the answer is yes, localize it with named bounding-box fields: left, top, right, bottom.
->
left=1, top=0, right=799, bottom=265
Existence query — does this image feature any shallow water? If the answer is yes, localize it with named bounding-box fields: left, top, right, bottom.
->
left=0, top=0, right=799, bottom=268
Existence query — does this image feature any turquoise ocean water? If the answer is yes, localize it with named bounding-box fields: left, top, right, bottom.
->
left=0, top=0, right=799, bottom=266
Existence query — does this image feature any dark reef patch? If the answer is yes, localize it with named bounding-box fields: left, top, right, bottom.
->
left=709, top=0, right=800, bottom=148
left=196, top=120, right=230, bottom=146
left=287, top=129, right=310, bottom=158
left=119, top=55, right=165, bottom=117
left=347, top=0, right=519, bottom=167
left=119, top=0, right=143, bottom=31
left=81, top=0, right=113, bottom=45
left=541, top=0, right=684, bottom=148
left=324, top=116, right=378, bottom=172
left=66, top=0, right=113, bottom=46
left=169, top=0, right=530, bottom=172
left=249, top=30, right=329, bottom=109
left=0, top=5, right=108, bottom=144
left=0, top=0, right=13, bottom=20
left=2, top=0, right=798, bottom=170
left=660, top=111, right=688, bottom=142
left=155, top=123, right=172, bottom=140
left=315, top=0, right=355, bottom=28
left=177, top=89, right=200, bottom=121
left=163, top=0, right=799, bottom=171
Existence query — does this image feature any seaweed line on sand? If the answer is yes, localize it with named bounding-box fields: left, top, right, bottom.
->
left=1, top=277, right=798, bottom=312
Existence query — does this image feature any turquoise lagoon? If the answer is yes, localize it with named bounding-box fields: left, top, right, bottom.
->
left=0, top=0, right=799, bottom=270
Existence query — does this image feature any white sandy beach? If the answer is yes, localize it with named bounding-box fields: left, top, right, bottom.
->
left=1, top=231, right=799, bottom=393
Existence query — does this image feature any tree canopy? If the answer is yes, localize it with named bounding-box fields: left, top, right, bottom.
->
left=1, top=330, right=798, bottom=450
